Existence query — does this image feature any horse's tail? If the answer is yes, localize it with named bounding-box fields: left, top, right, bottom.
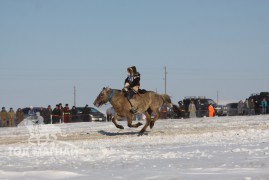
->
left=161, top=94, right=172, bottom=105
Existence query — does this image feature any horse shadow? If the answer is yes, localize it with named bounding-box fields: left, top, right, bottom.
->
left=98, top=130, right=146, bottom=136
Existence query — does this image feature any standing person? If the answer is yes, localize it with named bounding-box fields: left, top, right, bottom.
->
left=244, top=98, right=249, bottom=115
left=8, top=107, right=16, bottom=127
left=63, top=104, right=70, bottom=123
left=43, top=105, right=52, bottom=124
left=260, top=98, right=268, bottom=115
left=0, top=107, right=8, bottom=127
left=249, top=99, right=255, bottom=115
left=52, top=104, right=61, bottom=124
left=178, top=101, right=185, bottom=118
left=208, top=103, right=215, bottom=117
left=188, top=100, right=196, bottom=118
left=160, top=105, right=168, bottom=119
left=196, top=99, right=202, bottom=117
left=58, top=103, right=64, bottom=123
left=122, top=66, right=141, bottom=114
left=16, top=108, right=25, bottom=125
left=83, top=104, right=90, bottom=122
left=237, top=100, right=244, bottom=116
left=70, top=106, right=77, bottom=122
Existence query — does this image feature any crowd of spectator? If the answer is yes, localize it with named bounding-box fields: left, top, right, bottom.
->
left=0, top=103, right=92, bottom=127
left=237, top=98, right=268, bottom=116
left=1, top=96, right=268, bottom=127
left=0, top=107, right=24, bottom=127
left=186, top=100, right=215, bottom=118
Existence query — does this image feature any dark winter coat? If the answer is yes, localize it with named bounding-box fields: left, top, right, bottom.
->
left=71, top=107, right=78, bottom=122
left=16, top=109, right=25, bottom=124
left=43, top=108, right=52, bottom=124
left=83, top=106, right=90, bottom=122
left=124, top=66, right=141, bottom=92
left=52, top=108, right=61, bottom=123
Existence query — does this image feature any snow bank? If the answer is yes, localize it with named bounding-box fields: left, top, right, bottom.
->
left=0, top=115, right=269, bottom=179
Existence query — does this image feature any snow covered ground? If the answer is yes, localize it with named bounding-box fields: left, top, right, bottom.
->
left=0, top=115, right=269, bottom=180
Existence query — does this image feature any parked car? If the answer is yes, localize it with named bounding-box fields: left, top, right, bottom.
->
left=22, top=107, right=45, bottom=118
left=181, top=96, right=227, bottom=118
left=226, top=103, right=238, bottom=116
left=75, top=107, right=106, bottom=122
left=22, top=106, right=106, bottom=122
left=214, top=104, right=228, bottom=116
left=159, top=104, right=181, bottom=119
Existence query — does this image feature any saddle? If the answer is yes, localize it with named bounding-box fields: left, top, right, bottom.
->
left=122, top=89, right=147, bottom=100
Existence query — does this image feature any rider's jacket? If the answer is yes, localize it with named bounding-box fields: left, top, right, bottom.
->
left=124, top=66, right=140, bottom=92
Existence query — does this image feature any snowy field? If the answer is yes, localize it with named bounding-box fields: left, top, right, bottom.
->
left=0, top=115, right=269, bottom=180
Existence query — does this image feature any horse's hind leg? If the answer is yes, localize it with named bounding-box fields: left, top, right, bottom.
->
left=139, top=111, right=151, bottom=136
left=150, top=109, right=160, bottom=129
left=112, top=116, right=124, bottom=129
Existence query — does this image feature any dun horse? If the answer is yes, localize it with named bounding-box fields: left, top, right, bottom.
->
left=93, top=87, right=172, bottom=135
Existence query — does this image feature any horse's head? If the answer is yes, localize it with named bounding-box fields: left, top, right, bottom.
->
left=93, top=87, right=112, bottom=107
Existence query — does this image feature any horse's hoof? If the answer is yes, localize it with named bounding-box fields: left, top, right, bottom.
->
left=117, top=125, right=124, bottom=129
left=150, top=122, right=155, bottom=129
left=137, top=122, right=143, bottom=127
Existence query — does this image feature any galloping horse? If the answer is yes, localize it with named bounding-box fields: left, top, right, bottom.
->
left=93, top=87, right=172, bottom=135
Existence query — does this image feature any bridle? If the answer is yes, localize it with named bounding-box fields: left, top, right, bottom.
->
left=108, top=89, right=114, bottom=103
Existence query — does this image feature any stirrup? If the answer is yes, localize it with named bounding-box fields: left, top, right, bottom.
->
left=130, top=107, right=137, bottom=114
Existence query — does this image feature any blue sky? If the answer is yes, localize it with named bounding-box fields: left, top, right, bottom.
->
left=0, top=0, right=269, bottom=110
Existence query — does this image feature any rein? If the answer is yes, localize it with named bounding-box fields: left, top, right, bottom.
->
left=108, top=89, right=114, bottom=103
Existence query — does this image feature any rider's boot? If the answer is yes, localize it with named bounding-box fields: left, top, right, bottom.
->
left=130, top=106, right=137, bottom=114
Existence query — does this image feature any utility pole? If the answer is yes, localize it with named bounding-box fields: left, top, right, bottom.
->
left=74, top=86, right=76, bottom=106
left=217, top=90, right=219, bottom=104
left=164, top=66, right=167, bottom=94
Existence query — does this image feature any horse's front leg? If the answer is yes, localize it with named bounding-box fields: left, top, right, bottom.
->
left=127, top=115, right=143, bottom=128
left=112, top=116, right=124, bottom=129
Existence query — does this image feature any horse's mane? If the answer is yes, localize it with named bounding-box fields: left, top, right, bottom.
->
left=112, top=89, right=122, bottom=92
